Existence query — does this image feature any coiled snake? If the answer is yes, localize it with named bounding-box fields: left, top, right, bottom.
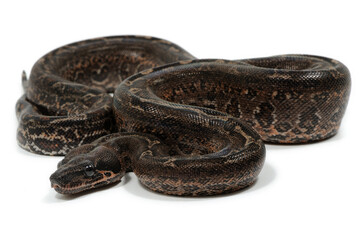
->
left=16, top=36, right=351, bottom=196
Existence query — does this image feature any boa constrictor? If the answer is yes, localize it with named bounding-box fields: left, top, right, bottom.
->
left=16, top=36, right=351, bottom=196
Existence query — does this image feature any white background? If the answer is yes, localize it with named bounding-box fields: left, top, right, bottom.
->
left=1, top=0, right=359, bottom=239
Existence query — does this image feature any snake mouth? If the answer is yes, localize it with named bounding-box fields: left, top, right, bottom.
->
left=51, top=183, right=66, bottom=193
left=50, top=170, right=123, bottom=195
left=50, top=181, right=95, bottom=195
left=49, top=173, right=97, bottom=194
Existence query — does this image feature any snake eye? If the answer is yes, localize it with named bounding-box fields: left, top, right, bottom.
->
left=84, top=164, right=95, bottom=177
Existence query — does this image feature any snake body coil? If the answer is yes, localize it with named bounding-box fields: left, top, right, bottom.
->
left=16, top=36, right=351, bottom=196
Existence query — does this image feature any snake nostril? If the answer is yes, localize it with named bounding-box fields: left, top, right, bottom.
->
left=49, top=173, right=61, bottom=186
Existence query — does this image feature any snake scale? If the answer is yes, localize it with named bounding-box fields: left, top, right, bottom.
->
left=16, top=36, right=351, bottom=196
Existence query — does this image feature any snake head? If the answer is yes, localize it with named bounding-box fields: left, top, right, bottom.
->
left=50, top=146, right=125, bottom=194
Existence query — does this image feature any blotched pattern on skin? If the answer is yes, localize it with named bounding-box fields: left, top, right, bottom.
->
left=16, top=36, right=350, bottom=195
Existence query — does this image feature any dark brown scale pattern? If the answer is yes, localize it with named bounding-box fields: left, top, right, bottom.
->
left=16, top=36, right=350, bottom=196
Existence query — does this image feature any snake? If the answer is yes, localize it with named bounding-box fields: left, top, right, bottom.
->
left=15, top=36, right=351, bottom=196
